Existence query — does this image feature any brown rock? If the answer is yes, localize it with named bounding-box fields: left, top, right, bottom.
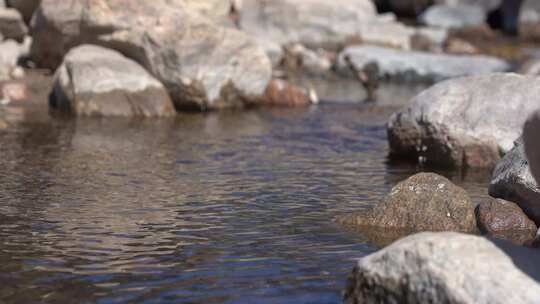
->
left=339, top=172, right=477, bottom=244
left=476, top=198, right=537, bottom=245
left=259, top=79, right=314, bottom=107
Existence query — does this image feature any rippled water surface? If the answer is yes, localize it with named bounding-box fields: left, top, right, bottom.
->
left=0, top=83, right=490, bottom=303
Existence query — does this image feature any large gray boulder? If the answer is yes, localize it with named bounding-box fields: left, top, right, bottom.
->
left=239, top=0, right=377, bottom=49
left=344, top=232, right=540, bottom=304
left=489, top=140, right=540, bottom=224
left=339, top=173, right=477, bottom=244
left=338, top=45, right=509, bottom=82
left=388, top=73, right=540, bottom=168
left=420, top=4, right=486, bottom=29
left=50, top=45, right=175, bottom=117
left=6, top=0, right=39, bottom=24
left=31, top=0, right=272, bottom=111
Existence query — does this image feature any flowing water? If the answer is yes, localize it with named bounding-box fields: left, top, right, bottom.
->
left=0, top=79, right=490, bottom=303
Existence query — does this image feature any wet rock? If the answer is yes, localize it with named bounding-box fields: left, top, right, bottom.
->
left=476, top=198, right=537, bottom=245
left=50, top=45, right=175, bottom=117
left=388, top=73, right=539, bottom=168
left=31, top=0, right=272, bottom=111
left=239, top=0, right=377, bottom=49
left=258, top=79, right=315, bottom=107
left=420, top=4, right=486, bottom=29
left=339, top=173, right=477, bottom=238
left=6, top=0, right=39, bottom=24
left=489, top=140, right=540, bottom=224
left=344, top=232, right=540, bottom=304
left=0, top=7, right=26, bottom=41
left=337, top=45, right=508, bottom=82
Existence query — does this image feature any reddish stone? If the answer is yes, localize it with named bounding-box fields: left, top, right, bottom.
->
left=261, top=79, right=313, bottom=107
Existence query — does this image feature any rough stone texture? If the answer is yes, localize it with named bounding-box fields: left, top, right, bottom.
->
left=339, top=173, right=476, bottom=238
left=0, top=7, right=26, bottom=41
left=31, top=0, right=272, bottom=111
left=476, top=198, right=537, bottom=245
left=6, top=0, right=39, bottom=24
left=524, top=110, right=540, bottom=186
left=239, top=0, right=377, bottom=49
left=344, top=232, right=540, bottom=304
left=489, top=139, right=540, bottom=224
left=50, top=45, right=175, bottom=117
left=337, top=45, right=509, bottom=82
left=420, top=4, right=486, bottom=29
left=387, top=73, right=540, bottom=168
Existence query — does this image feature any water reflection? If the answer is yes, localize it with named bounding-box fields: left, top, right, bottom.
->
left=0, top=101, right=490, bottom=303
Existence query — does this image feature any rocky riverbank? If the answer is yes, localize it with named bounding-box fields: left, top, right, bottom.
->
left=2, top=0, right=540, bottom=303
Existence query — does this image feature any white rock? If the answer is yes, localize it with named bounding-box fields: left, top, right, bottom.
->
left=345, top=232, right=540, bottom=304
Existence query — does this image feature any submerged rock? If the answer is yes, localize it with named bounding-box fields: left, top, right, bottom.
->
left=50, top=45, right=175, bottom=117
left=388, top=73, right=540, bottom=168
left=31, top=0, right=272, bottom=111
left=344, top=232, right=540, bottom=304
left=420, top=4, right=486, bottom=29
left=476, top=198, right=537, bottom=245
left=339, top=173, right=476, bottom=241
left=489, top=140, right=540, bottom=224
left=338, top=45, right=509, bottom=82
